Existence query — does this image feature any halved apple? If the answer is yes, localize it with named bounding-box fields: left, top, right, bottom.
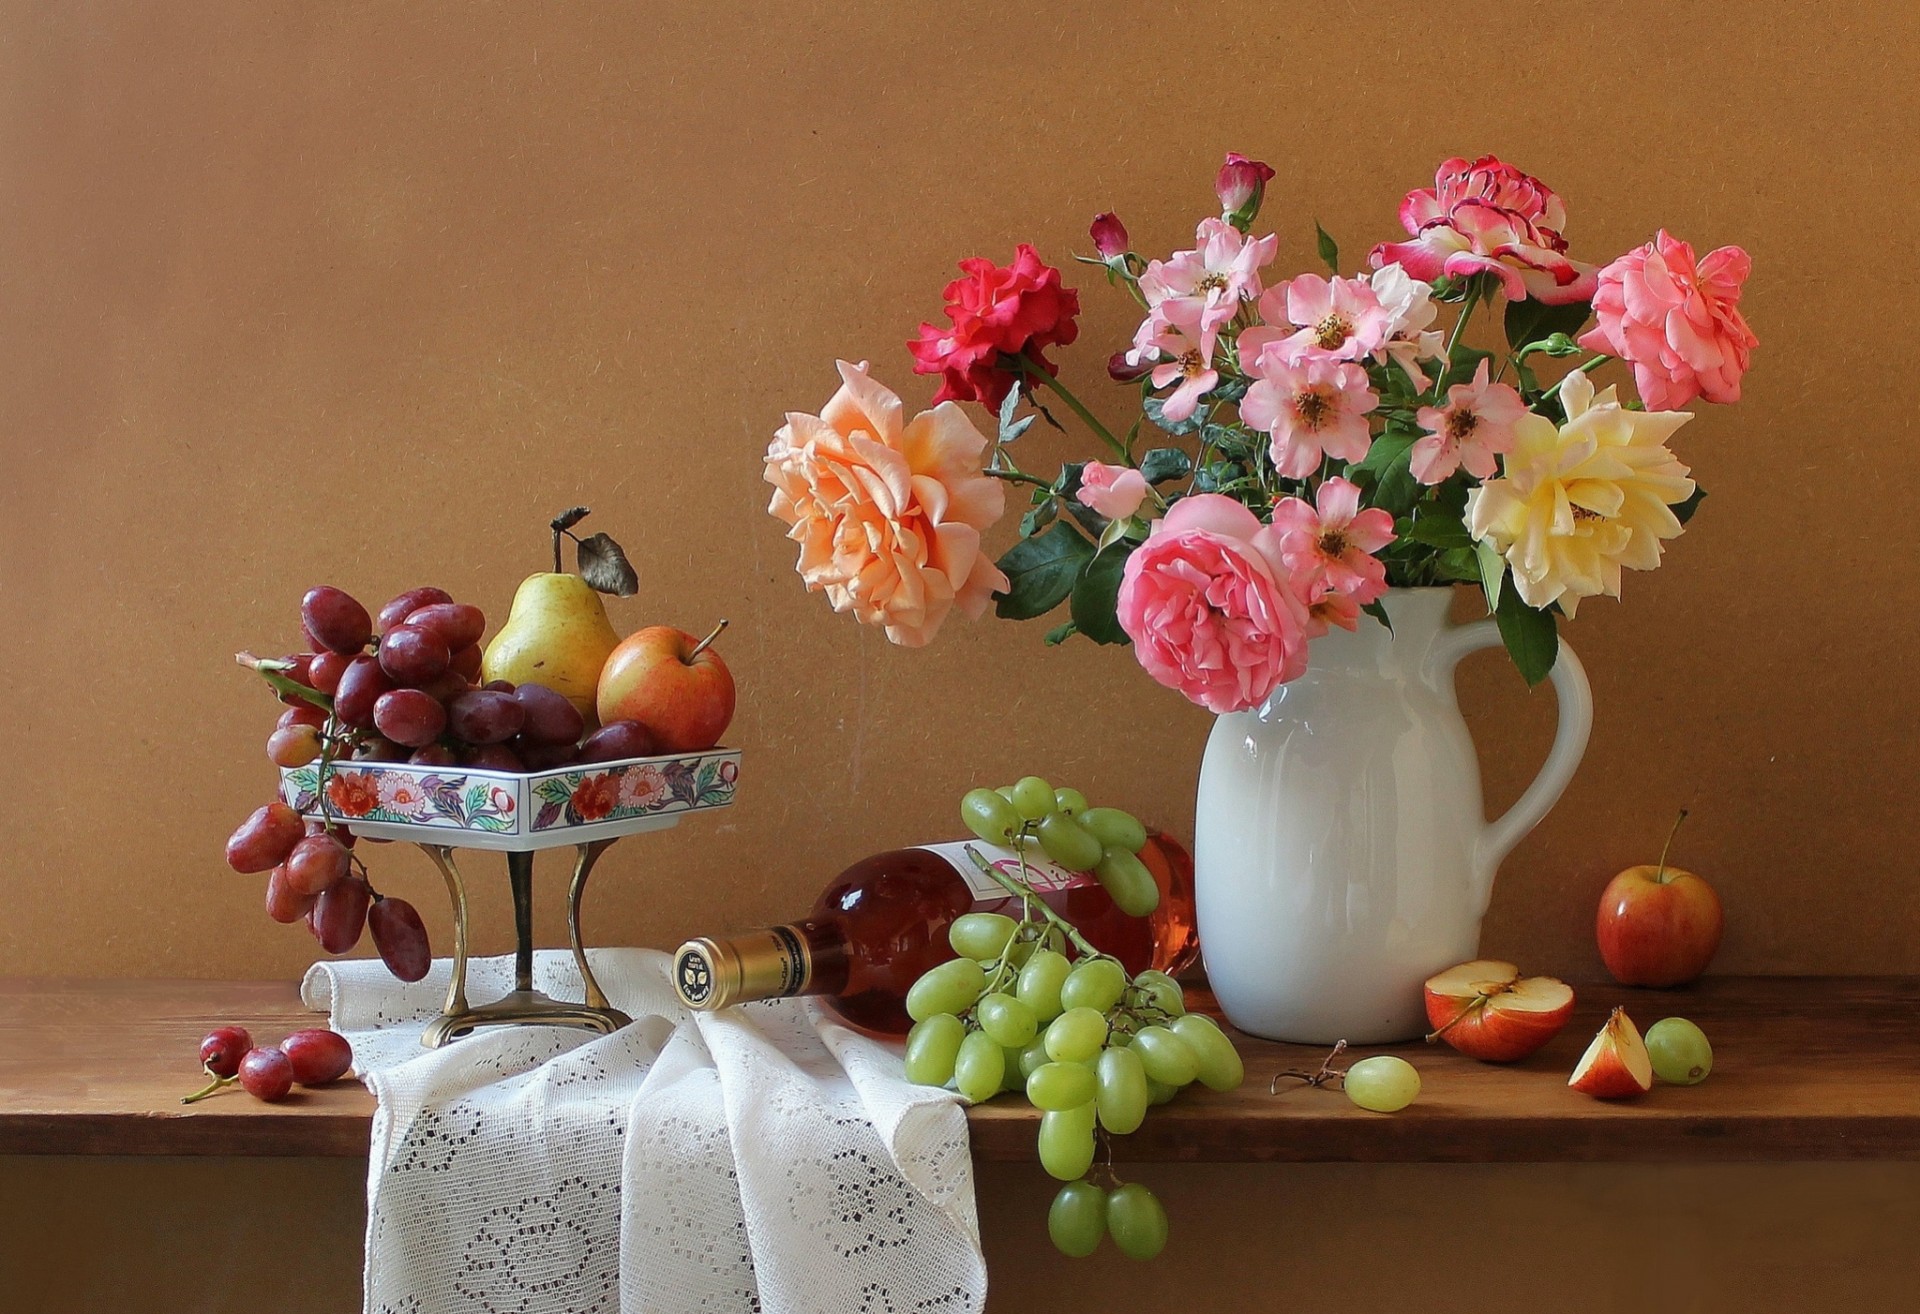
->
left=1423, top=960, right=1575, bottom=1061
left=1568, top=1007, right=1653, bottom=1099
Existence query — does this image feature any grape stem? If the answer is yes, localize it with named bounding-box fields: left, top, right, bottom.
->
left=180, top=1073, right=236, bottom=1105
left=1269, top=1040, right=1349, bottom=1095
left=962, top=845, right=1104, bottom=962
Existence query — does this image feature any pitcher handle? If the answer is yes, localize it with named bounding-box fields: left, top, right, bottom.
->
left=1427, top=620, right=1594, bottom=916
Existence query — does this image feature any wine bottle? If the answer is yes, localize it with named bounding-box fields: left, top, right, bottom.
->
left=672, top=834, right=1197, bottom=1035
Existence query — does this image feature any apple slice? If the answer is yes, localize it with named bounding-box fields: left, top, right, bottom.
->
left=1423, top=960, right=1576, bottom=1062
left=1568, top=1007, right=1653, bottom=1099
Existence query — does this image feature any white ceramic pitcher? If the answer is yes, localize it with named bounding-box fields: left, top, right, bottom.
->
left=1193, top=587, right=1592, bottom=1043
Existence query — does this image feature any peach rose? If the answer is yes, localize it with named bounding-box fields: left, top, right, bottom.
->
left=767, top=361, right=1008, bottom=647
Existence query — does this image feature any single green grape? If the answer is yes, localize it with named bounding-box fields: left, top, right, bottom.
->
left=1105, top=1183, right=1169, bottom=1260
left=1052, top=787, right=1090, bottom=818
left=1169, top=1014, right=1245, bottom=1092
left=960, top=788, right=1022, bottom=846
left=1645, top=1017, right=1713, bottom=1085
left=904, top=957, right=986, bottom=1023
left=977, top=992, right=1039, bottom=1047
left=1047, top=1179, right=1107, bottom=1258
left=1037, top=1102, right=1097, bottom=1180
left=1344, top=1055, right=1420, bottom=1112
left=1145, top=1076, right=1179, bottom=1106
left=1017, top=1036, right=1052, bottom=1081
left=1044, top=1006, right=1110, bottom=1064
left=1079, top=807, right=1148, bottom=854
left=1037, top=812, right=1105, bottom=872
left=948, top=912, right=1018, bottom=962
left=1131, top=970, right=1185, bottom=1018
left=1129, top=1025, right=1200, bottom=1087
left=1060, top=957, right=1127, bottom=1013
left=1009, top=775, right=1057, bottom=821
left=902, top=1014, right=965, bottom=1087
left=1027, top=1061, right=1099, bottom=1111
left=1016, top=949, right=1071, bottom=1022
left=954, top=1030, right=1006, bottom=1103
left=1095, top=846, right=1159, bottom=916
left=1095, top=1044, right=1150, bottom=1135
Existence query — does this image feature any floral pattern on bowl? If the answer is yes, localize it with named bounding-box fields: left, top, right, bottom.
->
left=530, top=755, right=739, bottom=831
left=282, top=764, right=521, bottom=833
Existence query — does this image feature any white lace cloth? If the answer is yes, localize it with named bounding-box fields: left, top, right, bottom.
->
left=301, top=949, right=985, bottom=1314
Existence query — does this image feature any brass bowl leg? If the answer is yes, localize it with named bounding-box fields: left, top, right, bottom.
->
left=568, top=839, right=623, bottom=1017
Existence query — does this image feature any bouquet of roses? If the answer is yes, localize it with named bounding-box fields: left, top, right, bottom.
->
left=766, top=153, right=1756, bottom=713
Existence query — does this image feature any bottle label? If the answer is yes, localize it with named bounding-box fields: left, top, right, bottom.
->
left=917, top=841, right=1100, bottom=901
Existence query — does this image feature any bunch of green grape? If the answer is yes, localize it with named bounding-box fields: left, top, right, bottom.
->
left=959, top=777, right=1161, bottom=916
left=901, top=779, right=1245, bottom=1260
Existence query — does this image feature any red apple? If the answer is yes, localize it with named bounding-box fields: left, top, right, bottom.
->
left=596, top=620, right=735, bottom=754
left=1596, top=811, right=1722, bottom=987
left=1424, top=960, right=1575, bottom=1062
left=1568, top=1007, right=1653, bottom=1099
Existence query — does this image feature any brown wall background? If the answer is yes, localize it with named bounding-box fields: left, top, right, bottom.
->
left=9, top=0, right=1915, bottom=983
left=4, top=3, right=1919, bottom=1311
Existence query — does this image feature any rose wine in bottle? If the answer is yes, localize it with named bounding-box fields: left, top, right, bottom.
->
left=673, top=834, right=1197, bottom=1035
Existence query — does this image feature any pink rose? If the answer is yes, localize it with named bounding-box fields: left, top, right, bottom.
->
left=1076, top=463, right=1150, bottom=520
left=1215, top=152, right=1276, bottom=224
left=1578, top=230, right=1758, bottom=410
left=1116, top=495, right=1310, bottom=714
left=1370, top=155, right=1596, bottom=305
left=1089, top=212, right=1130, bottom=260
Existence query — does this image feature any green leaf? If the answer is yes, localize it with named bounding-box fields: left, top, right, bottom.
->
left=1043, top=621, right=1078, bottom=646
left=1433, top=546, right=1481, bottom=582
left=1314, top=221, right=1340, bottom=275
left=1017, top=500, right=1057, bottom=537
left=993, top=521, right=1095, bottom=620
left=1495, top=585, right=1559, bottom=687
left=1504, top=297, right=1592, bottom=352
left=576, top=531, right=640, bottom=597
left=1349, top=425, right=1422, bottom=517
left=997, top=385, right=1035, bottom=444
left=1673, top=485, right=1707, bottom=525
left=1404, top=512, right=1473, bottom=550
left=1194, top=459, right=1244, bottom=494
left=1476, top=540, right=1505, bottom=612
left=1142, top=393, right=1205, bottom=436
left=1070, top=545, right=1134, bottom=645
left=1360, top=599, right=1393, bottom=633
left=1139, top=447, right=1192, bottom=484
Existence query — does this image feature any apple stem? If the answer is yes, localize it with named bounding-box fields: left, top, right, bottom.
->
left=1655, top=809, right=1689, bottom=885
left=686, top=619, right=729, bottom=662
left=1424, top=996, right=1486, bottom=1045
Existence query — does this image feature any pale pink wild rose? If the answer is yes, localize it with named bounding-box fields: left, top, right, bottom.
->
left=1239, top=345, right=1379, bottom=478
left=1366, top=262, right=1448, bottom=389
left=1240, top=273, right=1392, bottom=365
left=1138, top=218, right=1279, bottom=356
left=1270, top=477, right=1394, bottom=606
left=1077, top=462, right=1150, bottom=520
left=1411, top=358, right=1528, bottom=484
left=1128, top=318, right=1218, bottom=423
left=1577, top=230, right=1758, bottom=410
left=1116, top=495, right=1310, bottom=714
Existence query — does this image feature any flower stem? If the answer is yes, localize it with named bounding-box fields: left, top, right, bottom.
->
left=1013, top=355, right=1129, bottom=462
left=1539, top=355, right=1613, bottom=401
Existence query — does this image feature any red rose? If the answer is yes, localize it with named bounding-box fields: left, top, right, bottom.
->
left=570, top=773, right=619, bottom=822
left=908, top=244, right=1080, bottom=407
left=325, top=771, right=381, bottom=819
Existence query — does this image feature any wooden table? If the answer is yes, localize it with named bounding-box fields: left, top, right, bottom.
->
left=3, top=976, right=1915, bottom=1161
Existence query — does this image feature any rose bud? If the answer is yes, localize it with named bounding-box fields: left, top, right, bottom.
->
left=1089, top=212, right=1130, bottom=260
left=1108, top=349, right=1152, bottom=383
left=1215, top=151, right=1276, bottom=229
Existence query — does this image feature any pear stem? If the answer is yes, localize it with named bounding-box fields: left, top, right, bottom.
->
left=686, top=619, right=729, bottom=662
left=1655, top=809, right=1689, bottom=885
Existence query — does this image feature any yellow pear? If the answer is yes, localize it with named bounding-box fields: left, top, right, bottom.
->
left=482, top=573, right=621, bottom=725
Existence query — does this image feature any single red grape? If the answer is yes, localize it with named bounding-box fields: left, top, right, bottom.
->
left=379, top=624, right=451, bottom=687
left=277, top=704, right=327, bottom=732
left=404, top=602, right=486, bottom=651
left=266, top=723, right=323, bottom=767
left=305, top=819, right=355, bottom=848
left=199, top=1026, right=254, bottom=1079
left=514, top=683, right=585, bottom=746
left=226, top=803, right=305, bottom=873
left=578, top=720, right=658, bottom=763
left=373, top=688, right=448, bottom=748
left=408, top=743, right=460, bottom=767
left=301, top=587, right=373, bottom=655
left=309, top=650, right=354, bottom=695
left=238, top=1047, right=295, bottom=1102
left=265, top=865, right=319, bottom=923
left=376, top=586, right=453, bottom=637
left=368, top=897, right=432, bottom=982
left=285, top=833, right=351, bottom=897
left=313, top=876, right=371, bottom=953
left=279, top=1029, right=354, bottom=1086
left=448, top=643, right=483, bottom=682
left=448, top=690, right=525, bottom=745
left=464, top=743, right=525, bottom=772
left=517, top=739, right=581, bottom=771
left=351, top=735, right=409, bottom=762
left=333, top=655, right=394, bottom=728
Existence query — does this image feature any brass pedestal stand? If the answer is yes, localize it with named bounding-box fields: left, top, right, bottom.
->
left=415, top=839, right=631, bottom=1047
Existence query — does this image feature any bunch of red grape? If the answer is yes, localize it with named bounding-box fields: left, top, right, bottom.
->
left=182, top=1024, right=353, bottom=1104
left=228, top=583, right=664, bottom=984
